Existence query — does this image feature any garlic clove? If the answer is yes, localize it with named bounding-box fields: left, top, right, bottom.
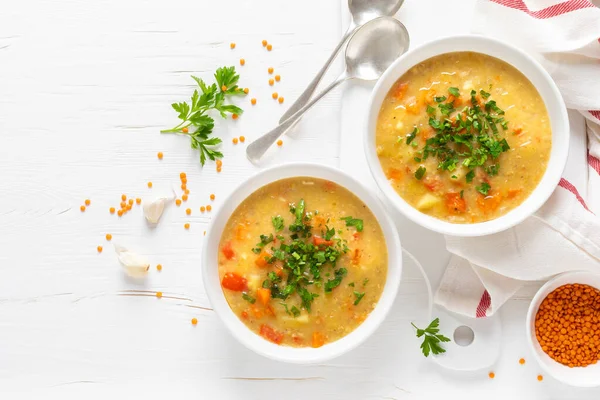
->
left=114, top=244, right=150, bottom=278
left=143, top=190, right=175, bottom=224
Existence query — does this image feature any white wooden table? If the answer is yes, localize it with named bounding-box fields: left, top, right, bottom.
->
left=1, top=0, right=599, bottom=398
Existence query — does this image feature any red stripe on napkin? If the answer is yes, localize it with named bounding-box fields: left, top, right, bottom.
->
left=590, top=110, right=600, bottom=120
left=490, top=0, right=595, bottom=19
left=589, top=152, right=600, bottom=175
left=475, top=290, right=491, bottom=318
left=558, top=177, right=592, bottom=212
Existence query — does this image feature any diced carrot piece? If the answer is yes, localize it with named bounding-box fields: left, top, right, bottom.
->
left=221, top=272, right=247, bottom=292
left=264, top=304, right=276, bottom=317
left=257, top=288, right=271, bottom=305
left=507, top=189, right=522, bottom=199
left=445, top=192, right=467, bottom=213
left=421, top=126, right=435, bottom=143
left=251, top=306, right=264, bottom=319
left=324, top=181, right=337, bottom=191
left=222, top=241, right=235, bottom=260
left=241, top=310, right=249, bottom=319
left=260, top=324, right=284, bottom=344
left=423, top=176, right=442, bottom=193
left=274, top=264, right=285, bottom=278
left=352, top=248, right=361, bottom=265
left=255, top=248, right=272, bottom=268
left=314, top=214, right=326, bottom=228
left=387, top=168, right=403, bottom=181
left=292, top=335, right=304, bottom=345
left=234, top=223, right=248, bottom=240
left=406, top=99, right=419, bottom=114
left=477, top=191, right=502, bottom=214
left=352, top=232, right=360, bottom=241
left=514, top=127, right=523, bottom=136
left=312, top=331, right=326, bottom=348
left=394, top=82, right=409, bottom=100
left=313, top=235, right=333, bottom=247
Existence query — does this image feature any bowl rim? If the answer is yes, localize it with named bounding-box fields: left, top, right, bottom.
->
left=526, top=271, right=600, bottom=387
left=364, top=34, right=570, bottom=237
left=201, top=162, right=403, bottom=363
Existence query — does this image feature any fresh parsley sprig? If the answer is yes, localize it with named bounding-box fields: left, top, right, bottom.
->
left=161, top=66, right=246, bottom=166
left=412, top=318, right=451, bottom=357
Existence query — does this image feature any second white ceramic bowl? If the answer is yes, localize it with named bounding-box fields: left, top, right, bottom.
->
left=202, top=163, right=402, bottom=363
left=365, top=35, right=570, bottom=237
left=526, top=271, right=600, bottom=387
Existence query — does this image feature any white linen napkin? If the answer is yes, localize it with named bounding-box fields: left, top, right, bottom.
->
left=435, top=0, right=600, bottom=318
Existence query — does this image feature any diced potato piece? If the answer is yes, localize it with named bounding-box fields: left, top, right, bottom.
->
left=281, top=313, right=310, bottom=325
left=247, top=274, right=261, bottom=291
left=395, top=121, right=404, bottom=131
left=416, top=193, right=441, bottom=210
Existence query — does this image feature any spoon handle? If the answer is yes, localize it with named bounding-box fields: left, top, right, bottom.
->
left=278, top=24, right=357, bottom=124
left=247, top=75, right=351, bottom=163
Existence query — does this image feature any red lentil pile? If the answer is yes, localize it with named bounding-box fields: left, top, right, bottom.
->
left=535, top=283, right=600, bottom=368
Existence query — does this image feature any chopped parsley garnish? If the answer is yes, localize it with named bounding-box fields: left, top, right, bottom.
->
left=353, top=291, right=365, bottom=305
left=324, top=268, right=348, bottom=293
left=340, top=216, right=364, bottom=232
left=272, top=215, right=285, bottom=232
left=404, top=87, right=510, bottom=193
left=348, top=282, right=355, bottom=287
left=362, top=278, right=369, bottom=286
left=476, top=182, right=491, bottom=196
left=415, top=166, right=426, bottom=180
left=412, top=318, right=451, bottom=357
left=242, top=293, right=256, bottom=304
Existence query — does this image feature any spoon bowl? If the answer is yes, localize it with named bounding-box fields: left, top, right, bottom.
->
left=247, top=17, right=409, bottom=163
left=349, top=0, right=405, bottom=26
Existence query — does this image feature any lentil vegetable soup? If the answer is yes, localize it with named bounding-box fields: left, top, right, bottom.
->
left=376, top=52, right=552, bottom=223
left=218, top=177, right=387, bottom=347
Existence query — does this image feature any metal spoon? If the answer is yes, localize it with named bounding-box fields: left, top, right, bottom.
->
left=278, top=0, right=405, bottom=124
left=247, top=17, right=409, bottom=163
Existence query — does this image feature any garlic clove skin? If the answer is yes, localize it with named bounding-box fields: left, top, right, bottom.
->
left=114, top=244, right=150, bottom=278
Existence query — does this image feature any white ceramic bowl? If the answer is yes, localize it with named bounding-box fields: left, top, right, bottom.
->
left=202, top=163, right=402, bottom=363
left=365, top=35, right=570, bottom=237
left=526, top=271, right=600, bottom=387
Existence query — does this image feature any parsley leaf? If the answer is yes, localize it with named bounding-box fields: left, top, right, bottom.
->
left=406, top=126, right=418, bottom=145
left=480, top=89, right=491, bottom=99
left=466, top=170, right=475, bottom=183
left=415, top=166, right=426, bottom=180
left=476, top=182, right=491, bottom=196
left=353, top=291, right=365, bottom=305
left=340, top=216, right=364, bottom=232
left=272, top=215, right=285, bottom=232
left=324, top=268, right=347, bottom=293
left=434, top=96, right=447, bottom=103
left=242, top=293, right=256, bottom=304
left=448, top=87, right=460, bottom=97
left=426, top=104, right=436, bottom=114
left=412, top=318, right=451, bottom=357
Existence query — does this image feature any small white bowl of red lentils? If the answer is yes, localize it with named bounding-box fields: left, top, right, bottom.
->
left=527, top=271, right=600, bottom=387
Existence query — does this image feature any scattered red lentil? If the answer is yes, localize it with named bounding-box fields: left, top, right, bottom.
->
left=136, top=198, right=141, bottom=205
left=203, top=231, right=206, bottom=236
left=267, top=44, right=272, bottom=51
left=147, top=182, right=153, bottom=188
left=80, top=205, right=86, bottom=212
left=121, top=194, right=127, bottom=201
left=535, top=283, right=600, bottom=368
left=272, top=92, right=278, bottom=99
left=233, top=137, right=239, bottom=144
left=519, top=358, right=525, bottom=365
left=128, top=199, right=134, bottom=206
left=180, top=172, right=186, bottom=179
left=109, top=207, right=115, bottom=214
left=126, top=204, right=132, bottom=211
left=221, top=85, right=227, bottom=91
left=181, top=183, right=187, bottom=191
left=210, top=194, right=215, bottom=200
left=184, top=223, right=190, bottom=230
left=537, top=375, right=543, bottom=382
left=85, top=199, right=91, bottom=206
left=191, top=317, right=198, bottom=325
left=217, top=167, right=222, bottom=173
left=157, top=152, right=163, bottom=160
left=206, top=205, right=212, bottom=212
left=156, top=264, right=162, bottom=271
left=277, top=139, right=283, bottom=146
left=278, top=97, right=284, bottom=104
left=184, top=189, right=190, bottom=195
left=117, top=209, right=124, bottom=217
left=268, top=67, right=274, bottom=74
left=97, top=246, right=103, bottom=253
left=239, top=58, right=245, bottom=66
left=186, top=208, right=191, bottom=215
left=232, top=113, right=239, bottom=120
left=182, top=127, right=188, bottom=133
left=200, top=206, right=206, bottom=213
left=243, top=88, right=249, bottom=94
left=106, top=234, right=112, bottom=241
left=262, top=40, right=267, bottom=47
left=251, top=98, right=257, bottom=105
left=175, top=199, right=182, bottom=206
left=230, top=43, right=236, bottom=49
left=120, top=201, right=126, bottom=208
left=488, top=372, right=495, bottom=379
left=182, top=194, right=188, bottom=202
left=216, top=159, right=223, bottom=167
left=156, top=291, right=163, bottom=298
left=275, top=75, right=281, bottom=82
left=239, top=136, right=245, bottom=143
left=269, top=78, right=274, bottom=86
